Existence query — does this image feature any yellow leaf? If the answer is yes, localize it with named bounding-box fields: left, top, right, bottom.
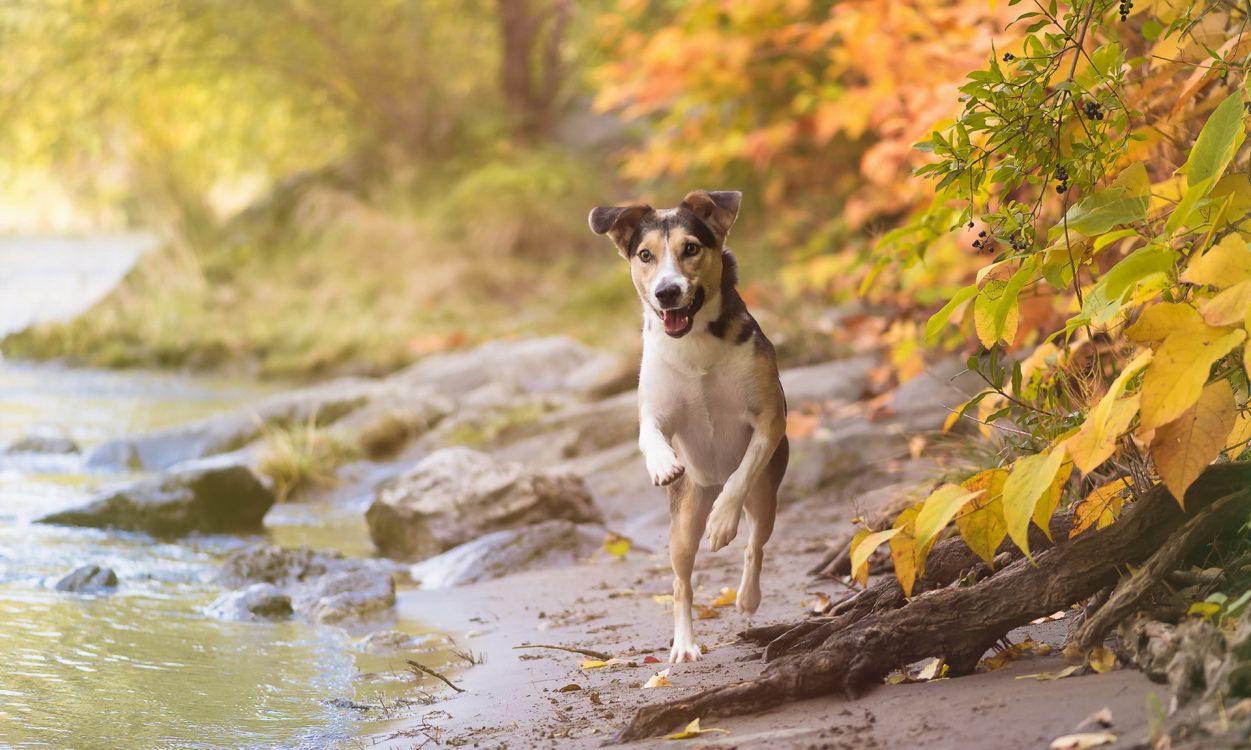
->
left=974, top=279, right=1020, bottom=348
left=643, top=668, right=672, bottom=688
left=580, top=659, right=609, bottom=669
left=913, top=484, right=984, bottom=555
left=1226, top=408, right=1251, bottom=458
left=1017, top=665, right=1083, bottom=681
left=982, top=637, right=1052, bottom=671
left=695, top=604, right=719, bottom=620
left=1087, top=646, right=1118, bottom=673
left=889, top=506, right=921, bottom=597
left=1200, top=279, right=1251, bottom=326
left=709, top=587, right=737, bottom=608
left=1066, top=396, right=1141, bottom=475
left=1151, top=379, right=1237, bottom=506
left=1125, top=302, right=1201, bottom=343
left=915, top=657, right=945, bottom=681
left=1033, top=459, right=1074, bottom=541
left=1070, top=477, right=1134, bottom=539
left=1188, top=601, right=1222, bottom=618
left=849, top=527, right=900, bottom=587
left=662, top=718, right=729, bottom=740
left=1064, top=349, right=1152, bottom=474
left=956, top=469, right=1009, bottom=567
left=1002, top=448, right=1067, bottom=558
left=652, top=594, right=674, bottom=607
left=602, top=533, right=632, bottom=559
left=1139, top=327, right=1244, bottom=430
left=1049, top=732, right=1118, bottom=750
left=1181, top=233, right=1251, bottom=289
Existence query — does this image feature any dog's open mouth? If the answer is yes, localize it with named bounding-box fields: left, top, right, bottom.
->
left=661, top=307, right=694, bottom=337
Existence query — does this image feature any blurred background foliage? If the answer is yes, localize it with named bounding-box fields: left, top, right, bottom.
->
left=0, top=0, right=1237, bottom=387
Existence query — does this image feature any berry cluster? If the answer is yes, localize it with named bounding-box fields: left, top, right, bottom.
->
left=972, top=229, right=989, bottom=252
left=1083, top=99, right=1105, bottom=120
left=1002, top=52, right=1015, bottom=62
left=1118, top=0, right=1133, bottom=21
left=1054, top=164, right=1069, bottom=194
left=1009, top=235, right=1029, bottom=251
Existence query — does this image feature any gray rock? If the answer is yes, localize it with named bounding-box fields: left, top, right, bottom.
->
left=205, top=583, right=293, bottom=621
left=38, top=460, right=275, bottom=537
left=217, top=543, right=399, bottom=623
left=393, top=337, right=619, bottom=399
left=296, top=570, right=395, bottom=624
left=86, top=377, right=380, bottom=470
left=780, top=355, right=877, bottom=406
left=491, top=392, right=638, bottom=466
left=410, top=520, right=603, bottom=588
left=6, top=432, right=79, bottom=455
left=366, top=447, right=601, bottom=560
left=54, top=564, right=118, bottom=592
left=879, top=358, right=982, bottom=433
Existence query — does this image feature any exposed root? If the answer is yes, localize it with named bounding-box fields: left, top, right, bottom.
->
left=614, top=465, right=1251, bottom=743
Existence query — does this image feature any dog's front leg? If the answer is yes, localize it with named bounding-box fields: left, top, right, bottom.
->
left=639, top=412, right=684, bottom=487
left=706, top=409, right=785, bottom=551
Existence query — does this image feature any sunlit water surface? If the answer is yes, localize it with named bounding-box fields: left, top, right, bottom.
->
left=0, top=238, right=444, bottom=749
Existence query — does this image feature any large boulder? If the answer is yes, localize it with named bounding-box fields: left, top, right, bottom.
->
left=410, top=520, right=603, bottom=588
left=366, top=447, right=601, bottom=560
left=215, top=543, right=399, bottom=624
left=86, top=378, right=380, bottom=470
left=780, top=355, right=877, bottom=407
left=392, top=337, right=619, bottom=399
left=54, top=564, right=118, bottom=593
left=38, top=459, right=275, bottom=537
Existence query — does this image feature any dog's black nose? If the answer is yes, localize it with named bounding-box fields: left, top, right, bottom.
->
left=655, top=283, right=682, bottom=307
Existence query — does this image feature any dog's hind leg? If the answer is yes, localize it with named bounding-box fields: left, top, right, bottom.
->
left=668, top=477, right=715, bottom=663
left=737, top=437, right=788, bottom=615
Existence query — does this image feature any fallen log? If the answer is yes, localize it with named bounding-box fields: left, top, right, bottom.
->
left=614, top=464, right=1251, bottom=743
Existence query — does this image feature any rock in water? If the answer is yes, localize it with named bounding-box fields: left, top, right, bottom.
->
left=6, top=432, right=79, bottom=455
left=205, top=583, right=294, bottom=621
left=38, top=459, right=275, bottom=537
left=366, top=447, right=601, bottom=560
left=410, top=520, right=602, bottom=588
left=216, top=544, right=399, bottom=623
left=54, top=564, right=118, bottom=593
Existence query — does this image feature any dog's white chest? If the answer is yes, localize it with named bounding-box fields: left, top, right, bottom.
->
left=643, top=341, right=753, bottom=487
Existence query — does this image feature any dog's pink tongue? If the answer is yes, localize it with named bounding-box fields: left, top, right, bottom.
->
left=663, top=310, right=688, bottom=334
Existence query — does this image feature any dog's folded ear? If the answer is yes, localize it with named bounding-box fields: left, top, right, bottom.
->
left=588, top=204, right=652, bottom=257
left=680, top=190, right=741, bottom=245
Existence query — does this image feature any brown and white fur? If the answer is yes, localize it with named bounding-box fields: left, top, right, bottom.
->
left=589, top=190, right=789, bottom=663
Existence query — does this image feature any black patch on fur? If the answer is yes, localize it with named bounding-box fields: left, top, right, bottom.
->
left=735, top=320, right=757, bottom=345
left=707, top=249, right=749, bottom=339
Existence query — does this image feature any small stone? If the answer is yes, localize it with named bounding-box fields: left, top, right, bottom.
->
left=54, top=565, right=118, bottom=593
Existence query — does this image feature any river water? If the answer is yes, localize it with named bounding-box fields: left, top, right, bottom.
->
left=0, top=237, right=441, bottom=749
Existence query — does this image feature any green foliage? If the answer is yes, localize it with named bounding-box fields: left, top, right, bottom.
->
left=854, top=0, right=1251, bottom=595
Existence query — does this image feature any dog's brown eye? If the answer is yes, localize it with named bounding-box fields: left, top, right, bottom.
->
left=638, top=249, right=653, bottom=262
left=683, top=242, right=700, bottom=257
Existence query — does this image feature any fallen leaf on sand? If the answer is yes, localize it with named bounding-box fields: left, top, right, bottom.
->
left=1029, top=610, right=1068, bottom=625
left=808, top=591, right=832, bottom=614
left=1087, top=646, right=1118, bottom=673
left=602, top=533, right=631, bottom=559
left=662, top=718, right=729, bottom=740
left=652, top=594, right=674, bottom=606
left=1049, top=732, right=1117, bottom=749
left=557, top=683, right=582, bottom=692
left=710, top=587, right=737, bottom=608
left=643, top=655, right=661, bottom=664
left=643, top=668, right=672, bottom=688
left=589, top=691, right=602, bottom=705
left=786, top=412, right=820, bottom=439
left=580, top=657, right=627, bottom=670
left=915, top=657, right=946, bottom=681
left=981, top=637, right=1052, bottom=671
left=695, top=605, right=719, bottom=620
left=1074, top=707, right=1114, bottom=732
left=1016, top=665, right=1082, bottom=681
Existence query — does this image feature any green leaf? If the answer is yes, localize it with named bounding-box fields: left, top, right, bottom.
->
left=1054, top=162, right=1150, bottom=237
left=1165, top=176, right=1216, bottom=235
left=1182, top=91, right=1247, bottom=188
left=925, top=284, right=978, bottom=344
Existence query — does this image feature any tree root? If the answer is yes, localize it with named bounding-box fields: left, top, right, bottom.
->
left=614, top=464, right=1251, bottom=743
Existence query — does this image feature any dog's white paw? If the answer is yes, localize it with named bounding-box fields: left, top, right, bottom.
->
left=706, top=502, right=742, bottom=552
left=646, top=448, right=684, bottom=487
left=669, top=634, right=701, bottom=663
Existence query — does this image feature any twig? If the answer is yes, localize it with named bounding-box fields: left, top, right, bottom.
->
left=512, top=643, right=612, bottom=660
left=406, top=659, right=466, bottom=693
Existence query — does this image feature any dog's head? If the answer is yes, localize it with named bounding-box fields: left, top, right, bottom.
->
left=588, top=190, right=741, bottom=338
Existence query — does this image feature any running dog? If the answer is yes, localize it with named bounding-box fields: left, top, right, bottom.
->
left=588, top=190, right=788, bottom=663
